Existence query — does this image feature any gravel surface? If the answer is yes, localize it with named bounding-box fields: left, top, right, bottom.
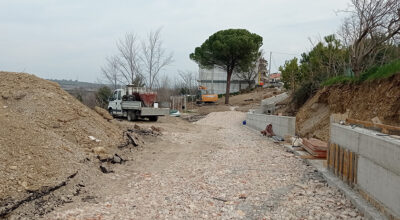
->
left=46, top=111, right=362, bottom=219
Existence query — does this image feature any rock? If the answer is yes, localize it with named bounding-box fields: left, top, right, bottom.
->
left=89, top=136, right=101, bottom=142
left=10, top=166, right=17, bottom=170
left=151, top=126, right=162, bottom=132
left=13, top=92, right=26, bottom=100
left=112, top=154, right=122, bottom=164
left=348, top=211, right=358, bottom=217
left=99, top=165, right=113, bottom=174
left=52, top=123, right=61, bottom=128
left=236, top=210, right=245, bottom=217
left=19, top=181, right=28, bottom=189
left=1, top=94, right=9, bottom=99
left=371, top=116, right=382, bottom=124
left=93, top=147, right=107, bottom=155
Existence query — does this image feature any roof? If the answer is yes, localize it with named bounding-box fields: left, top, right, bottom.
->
left=269, top=73, right=281, bottom=79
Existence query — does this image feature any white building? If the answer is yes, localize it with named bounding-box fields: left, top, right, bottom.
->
left=198, top=58, right=268, bottom=95
left=198, top=66, right=254, bottom=95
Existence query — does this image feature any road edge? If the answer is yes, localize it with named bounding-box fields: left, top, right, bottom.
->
left=243, top=125, right=386, bottom=220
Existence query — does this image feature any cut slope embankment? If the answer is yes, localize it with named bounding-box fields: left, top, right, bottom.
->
left=296, top=73, right=400, bottom=141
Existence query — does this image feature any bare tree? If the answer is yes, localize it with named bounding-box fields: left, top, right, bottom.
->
left=177, top=70, right=198, bottom=95
left=340, top=0, right=400, bottom=76
left=116, top=33, right=144, bottom=86
left=141, top=28, right=173, bottom=89
left=101, top=55, right=120, bottom=89
left=156, top=74, right=176, bottom=102
left=235, top=64, right=258, bottom=89
left=235, top=54, right=266, bottom=89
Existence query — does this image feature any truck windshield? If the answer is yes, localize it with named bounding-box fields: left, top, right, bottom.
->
left=118, top=91, right=121, bottom=100
left=113, top=91, right=118, bottom=100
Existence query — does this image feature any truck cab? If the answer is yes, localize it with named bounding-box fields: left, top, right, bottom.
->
left=108, top=89, right=123, bottom=115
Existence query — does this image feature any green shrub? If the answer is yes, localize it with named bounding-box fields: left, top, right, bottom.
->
left=322, top=59, right=400, bottom=86
left=292, top=81, right=319, bottom=108
left=361, top=59, right=400, bottom=81
left=321, top=75, right=354, bottom=86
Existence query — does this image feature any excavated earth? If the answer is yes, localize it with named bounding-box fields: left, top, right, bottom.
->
left=296, top=73, right=400, bottom=141
left=0, top=72, right=140, bottom=218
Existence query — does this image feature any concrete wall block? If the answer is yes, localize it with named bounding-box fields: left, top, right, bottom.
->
left=331, top=123, right=400, bottom=176
left=246, top=113, right=295, bottom=137
left=358, top=134, right=400, bottom=176
left=357, top=156, right=400, bottom=217
left=330, top=124, right=360, bottom=152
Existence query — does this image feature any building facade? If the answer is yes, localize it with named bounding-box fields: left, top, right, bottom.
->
left=198, top=66, right=252, bottom=94
left=198, top=57, right=268, bottom=95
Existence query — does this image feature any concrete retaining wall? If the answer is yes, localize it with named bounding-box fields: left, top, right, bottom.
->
left=260, top=93, right=288, bottom=114
left=246, top=113, right=295, bottom=137
left=330, top=123, right=400, bottom=218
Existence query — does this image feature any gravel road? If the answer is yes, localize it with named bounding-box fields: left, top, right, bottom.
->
left=46, top=111, right=362, bottom=219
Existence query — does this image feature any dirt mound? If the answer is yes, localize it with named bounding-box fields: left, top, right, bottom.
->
left=296, top=73, right=400, bottom=141
left=0, top=72, right=124, bottom=206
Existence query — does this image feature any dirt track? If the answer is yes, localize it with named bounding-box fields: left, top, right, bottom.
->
left=43, top=111, right=361, bottom=219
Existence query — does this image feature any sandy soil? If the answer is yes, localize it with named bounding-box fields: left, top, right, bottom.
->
left=38, top=112, right=363, bottom=220
left=0, top=72, right=126, bottom=217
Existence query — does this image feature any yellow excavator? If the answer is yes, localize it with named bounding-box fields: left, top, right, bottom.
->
left=196, top=86, right=218, bottom=104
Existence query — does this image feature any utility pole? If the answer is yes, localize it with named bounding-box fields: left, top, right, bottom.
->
left=211, top=65, right=214, bottom=94
left=268, top=51, right=272, bottom=76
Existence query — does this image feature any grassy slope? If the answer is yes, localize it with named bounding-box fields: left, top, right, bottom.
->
left=321, top=59, right=400, bottom=86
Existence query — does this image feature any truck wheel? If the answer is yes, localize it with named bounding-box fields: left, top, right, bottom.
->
left=149, top=116, right=158, bottom=122
left=108, top=108, right=113, bottom=115
left=127, top=111, right=137, bottom=121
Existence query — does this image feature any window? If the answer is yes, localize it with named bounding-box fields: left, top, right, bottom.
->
left=118, top=91, right=122, bottom=100
left=113, top=91, right=118, bottom=100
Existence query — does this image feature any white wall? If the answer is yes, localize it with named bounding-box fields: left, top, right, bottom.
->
left=330, top=124, right=400, bottom=218
left=198, top=66, right=254, bottom=94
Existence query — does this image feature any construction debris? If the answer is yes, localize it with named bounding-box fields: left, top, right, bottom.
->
left=129, top=124, right=162, bottom=136
left=302, top=138, right=328, bottom=158
left=182, top=114, right=207, bottom=122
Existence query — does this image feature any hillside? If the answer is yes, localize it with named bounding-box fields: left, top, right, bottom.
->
left=296, top=73, right=400, bottom=141
left=48, top=79, right=105, bottom=92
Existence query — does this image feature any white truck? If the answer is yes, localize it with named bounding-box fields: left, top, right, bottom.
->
left=107, top=87, right=169, bottom=122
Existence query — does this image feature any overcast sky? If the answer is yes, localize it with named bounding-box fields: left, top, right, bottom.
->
left=0, top=0, right=349, bottom=82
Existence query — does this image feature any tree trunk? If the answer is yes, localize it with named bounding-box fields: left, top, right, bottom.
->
left=225, top=70, right=232, bottom=104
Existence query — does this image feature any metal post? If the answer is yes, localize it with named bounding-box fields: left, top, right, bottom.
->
left=184, top=96, right=187, bottom=112
left=211, top=65, right=214, bottom=94
left=269, top=51, right=272, bottom=76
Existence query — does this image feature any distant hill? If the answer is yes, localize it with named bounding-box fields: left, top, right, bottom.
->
left=48, top=79, right=106, bottom=92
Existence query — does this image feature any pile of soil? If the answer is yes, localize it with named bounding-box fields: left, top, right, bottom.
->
left=0, top=72, right=124, bottom=209
left=296, top=73, right=400, bottom=141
